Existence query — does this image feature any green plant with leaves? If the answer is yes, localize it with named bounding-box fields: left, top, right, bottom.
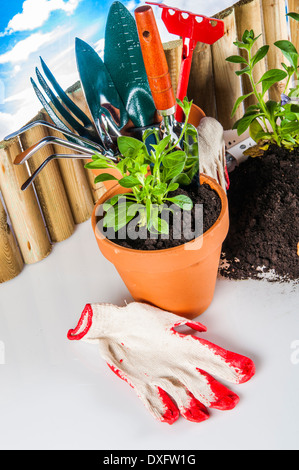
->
left=85, top=97, right=199, bottom=235
left=226, top=20, right=299, bottom=150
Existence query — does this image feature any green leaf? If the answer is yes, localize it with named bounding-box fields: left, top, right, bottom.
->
left=245, top=104, right=261, bottom=113
left=274, top=40, right=298, bottom=69
left=167, top=182, right=179, bottom=192
left=163, top=165, right=185, bottom=182
left=150, top=134, right=171, bottom=155
left=117, top=136, right=147, bottom=158
left=242, top=29, right=254, bottom=44
left=126, top=203, right=145, bottom=217
left=287, top=12, right=299, bottom=22
left=279, top=121, right=299, bottom=134
left=257, top=69, right=288, bottom=96
left=249, top=119, right=265, bottom=142
left=103, top=201, right=136, bottom=232
left=103, top=194, right=132, bottom=212
left=282, top=63, right=296, bottom=77
left=142, top=127, right=160, bottom=146
left=233, top=40, right=251, bottom=51
left=289, top=86, right=299, bottom=98
left=151, top=182, right=167, bottom=196
left=144, top=174, right=154, bottom=186
left=234, top=32, right=261, bottom=50
left=231, top=92, right=253, bottom=117
left=118, top=176, right=141, bottom=188
left=282, top=137, right=297, bottom=147
left=162, top=150, right=186, bottom=168
left=250, top=33, right=262, bottom=47
left=184, top=156, right=198, bottom=168
left=85, top=160, right=112, bottom=169
left=282, top=111, right=298, bottom=121
left=226, top=55, right=248, bottom=64
left=140, top=164, right=149, bottom=175
left=235, top=66, right=251, bottom=76
left=265, top=100, right=279, bottom=117
left=151, top=216, right=169, bottom=235
left=174, top=173, right=191, bottom=186
left=166, top=195, right=193, bottom=211
left=234, top=113, right=261, bottom=135
left=176, top=96, right=193, bottom=119
left=94, top=173, right=118, bottom=184
left=251, top=45, right=269, bottom=67
left=163, top=159, right=186, bottom=182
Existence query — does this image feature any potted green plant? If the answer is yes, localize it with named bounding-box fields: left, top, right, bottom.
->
left=226, top=24, right=298, bottom=151
left=87, top=98, right=229, bottom=318
left=220, top=16, right=298, bottom=282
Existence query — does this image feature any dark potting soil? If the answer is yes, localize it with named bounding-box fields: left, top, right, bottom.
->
left=219, top=144, right=299, bottom=282
left=101, top=183, right=222, bottom=250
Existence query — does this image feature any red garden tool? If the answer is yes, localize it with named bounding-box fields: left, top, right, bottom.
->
left=135, top=5, right=199, bottom=154
left=146, top=2, right=225, bottom=122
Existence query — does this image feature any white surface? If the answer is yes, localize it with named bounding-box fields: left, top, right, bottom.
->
left=0, top=220, right=298, bottom=450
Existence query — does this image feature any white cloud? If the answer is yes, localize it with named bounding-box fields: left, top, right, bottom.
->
left=0, top=26, right=70, bottom=64
left=0, top=32, right=54, bottom=64
left=2, top=0, right=81, bottom=35
left=125, top=0, right=139, bottom=12
left=12, top=65, right=22, bottom=75
left=0, top=96, right=40, bottom=141
left=0, top=47, right=79, bottom=141
left=4, top=86, right=34, bottom=104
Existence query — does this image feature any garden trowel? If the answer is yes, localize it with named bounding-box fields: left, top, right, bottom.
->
left=104, top=1, right=157, bottom=130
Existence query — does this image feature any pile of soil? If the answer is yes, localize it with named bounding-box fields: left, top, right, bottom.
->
left=101, top=182, right=221, bottom=250
left=219, top=144, right=298, bottom=282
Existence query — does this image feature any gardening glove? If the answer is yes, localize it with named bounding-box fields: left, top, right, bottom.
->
left=197, top=117, right=230, bottom=191
left=67, top=302, right=255, bottom=425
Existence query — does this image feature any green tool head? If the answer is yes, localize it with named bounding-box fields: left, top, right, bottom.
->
left=75, top=37, right=128, bottom=129
left=104, top=1, right=157, bottom=129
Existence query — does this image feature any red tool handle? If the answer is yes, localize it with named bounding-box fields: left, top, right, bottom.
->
left=135, top=5, right=176, bottom=114
left=175, top=42, right=196, bottom=122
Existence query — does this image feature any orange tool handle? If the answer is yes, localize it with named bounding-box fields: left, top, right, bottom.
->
left=135, top=5, right=176, bottom=113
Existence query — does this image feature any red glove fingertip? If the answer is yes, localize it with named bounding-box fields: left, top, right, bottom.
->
left=224, top=351, right=256, bottom=384
left=157, top=387, right=180, bottom=425
left=182, top=393, right=210, bottom=423
left=67, top=304, right=93, bottom=340
left=196, top=368, right=240, bottom=411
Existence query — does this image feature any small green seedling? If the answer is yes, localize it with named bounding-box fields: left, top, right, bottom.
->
left=226, top=19, right=299, bottom=151
left=85, top=97, right=199, bottom=235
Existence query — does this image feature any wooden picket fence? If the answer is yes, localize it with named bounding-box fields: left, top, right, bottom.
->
left=0, top=0, right=297, bottom=283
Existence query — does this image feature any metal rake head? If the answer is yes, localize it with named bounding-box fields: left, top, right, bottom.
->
left=31, top=57, right=122, bottom=154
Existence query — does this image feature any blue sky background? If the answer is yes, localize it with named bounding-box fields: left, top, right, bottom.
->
left=0, top=0, right=234, bottom=140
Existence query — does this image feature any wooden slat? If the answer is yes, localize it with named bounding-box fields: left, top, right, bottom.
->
left=163, top=39, right=183, bottom=97
left=187, top=41, right=216, bottom=118
left=66, top=86, right=107, bottom=202
left=0, top=194, right=24, bottom=283
left=211, top=7, right=243, bottom=129
left=0, top=140, right=52, bottom=264
left=41, top=112, right=95, bottom=223
left=261, top=0, right=289, bottom=101
left=234, top=0, right=267, bottom=107
left=288, top=0, right=299, bottom=53
left=20, top=124, right=75, bottom=243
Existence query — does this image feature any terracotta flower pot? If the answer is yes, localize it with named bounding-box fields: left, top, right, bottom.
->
left=91, top=174, right=229, bottom=319
left=89, top=104, right=206, bottom=191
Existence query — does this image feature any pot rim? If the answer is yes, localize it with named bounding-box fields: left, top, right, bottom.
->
left=91, top=174, right=228, bottom=255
